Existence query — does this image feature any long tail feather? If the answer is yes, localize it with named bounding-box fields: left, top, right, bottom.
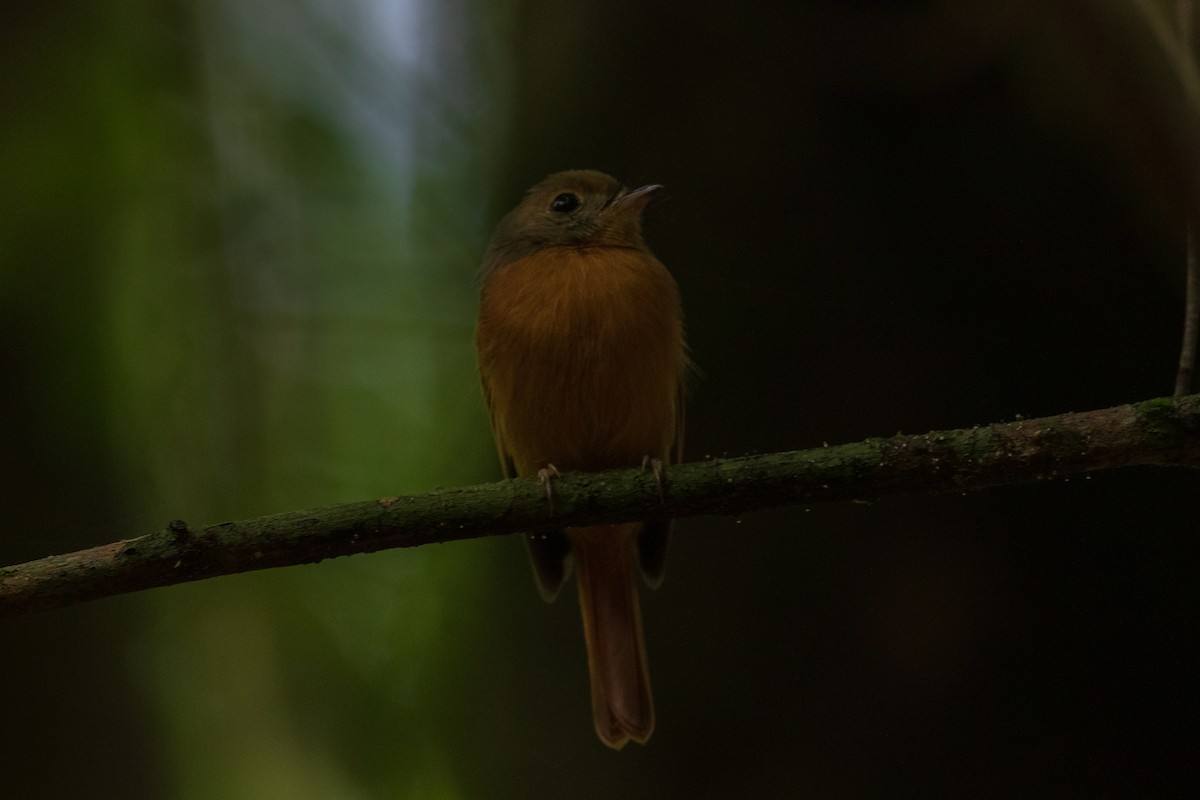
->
left=571, top=523, right=654, bottom=748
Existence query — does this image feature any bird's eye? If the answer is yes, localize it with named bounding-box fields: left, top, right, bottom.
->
left=549, top=192, right=581, bottom=213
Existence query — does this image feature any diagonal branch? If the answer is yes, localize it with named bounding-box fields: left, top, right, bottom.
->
left=2, top=395, right=1198, bottom=619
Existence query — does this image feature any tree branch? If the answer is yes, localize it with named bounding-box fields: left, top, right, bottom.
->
left=2, top=395, right=1198, bottom=619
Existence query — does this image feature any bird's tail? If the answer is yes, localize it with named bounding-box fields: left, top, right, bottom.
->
left=571, top=523, right=654, bottom=749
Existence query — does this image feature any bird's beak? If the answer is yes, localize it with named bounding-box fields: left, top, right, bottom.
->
left=614, top=184, right=663, bottom=214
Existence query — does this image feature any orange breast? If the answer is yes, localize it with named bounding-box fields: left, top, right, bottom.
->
left=476, top=246, right=685, bottom=476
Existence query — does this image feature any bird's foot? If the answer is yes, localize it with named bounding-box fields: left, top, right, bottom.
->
left=640, top=456, right=666, bottom=504
left=537, top=464, right=562, bottom=515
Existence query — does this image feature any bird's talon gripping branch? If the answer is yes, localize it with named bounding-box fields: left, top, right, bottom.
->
left=537, top=464, right=562, bottom=515
left=641, top=456, right=666, bottom=503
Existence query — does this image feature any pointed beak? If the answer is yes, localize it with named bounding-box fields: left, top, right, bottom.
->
left=614, top=183, right=663, bottom=214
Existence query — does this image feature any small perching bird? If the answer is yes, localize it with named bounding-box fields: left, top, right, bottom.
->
left=475, top=170, right=688, bottom=748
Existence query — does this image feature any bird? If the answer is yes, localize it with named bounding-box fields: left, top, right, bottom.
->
left=475, top=169, right=688, bottom=748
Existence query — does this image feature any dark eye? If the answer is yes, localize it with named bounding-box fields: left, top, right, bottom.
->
left=549, top=192, right=581, bottom=213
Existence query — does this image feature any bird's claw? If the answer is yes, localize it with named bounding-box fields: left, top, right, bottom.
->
left=641, top=456, right=666, bottom=504
left=537, top=464, right=562, bottom=515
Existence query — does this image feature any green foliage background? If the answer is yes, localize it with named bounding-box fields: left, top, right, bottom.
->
left=3, top=1, right=1200, bottom=797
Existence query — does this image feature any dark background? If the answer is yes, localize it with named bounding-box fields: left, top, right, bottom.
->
left=3, top=1, right=1198, bottom=797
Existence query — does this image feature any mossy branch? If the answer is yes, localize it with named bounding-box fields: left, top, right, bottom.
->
left=2, top=395, right=1198, bottom=619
